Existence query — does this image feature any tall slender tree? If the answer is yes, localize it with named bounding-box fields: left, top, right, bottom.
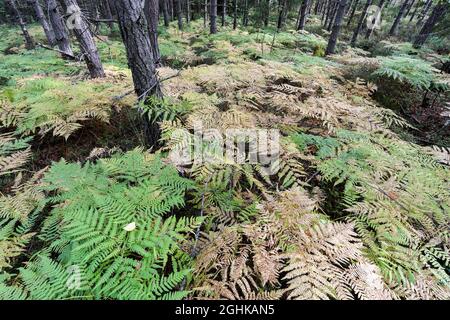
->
left=161, top=0, right=170, bottom=26
left=114, top=0, right=163, bottom=147
left=233, top=0, right=238, bottom=29
left=221, top=0, right=226, bottom=26
left=7, top=0, right=35, bottom=49
left=413, top=1, right=449, bottom=48
left=28, top=0, right=55, bottom=46
left=175, top=0, right=183, bottom=29
left=63, top=0, right=105, bottom=78
left=144, top=0, right=161, bottom=67
left=45, top=0, right=73, bottom=57
left=389, top=0, right=410, bottom=36
left=297, top=0, right=310, bottom=30
left=326, top=0, right=347, bottom=55
left=350, top=0, right=372, bottom=45
left=210, top=0, right=218, bottom=33
left=346, top=0, right=359, bottom=26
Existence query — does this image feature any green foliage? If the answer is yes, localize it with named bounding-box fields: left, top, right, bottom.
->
left=0, top=150, right=202, bottom=300
left=372, top=56, right=437, bottom=90
left=290, top=130, right=450, bottom=290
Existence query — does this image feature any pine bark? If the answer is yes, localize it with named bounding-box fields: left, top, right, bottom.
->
left=346, top=0, right=358, bottom=26
left=161, top=0, right=170, bottom=26
left=144, top=0, right=161, bottom=66
left=175, top=0, right=183, bottom=29
left=8, top=0, right=35, bottom=49
left=413, top=2, right=448, bottom=48
left=63, top=0, right=105, bottom=78
left=350, top=0, right=371, bottom=45
left=28, top=0, right=56, bottom=46
left=221, top=0, right=226, bottom=26
left=326, top=0, right=347, bottom=55
left=233, top=0, right=238, bottom=29
left=389, top=0, right=409, bottom=36
left=297, top=0, right=310, bottom=30
left=114, top=0, right=163, bottom=147
left=44, top=0, right=73, bottom=57
left=210, top=0, right=217, bottom=33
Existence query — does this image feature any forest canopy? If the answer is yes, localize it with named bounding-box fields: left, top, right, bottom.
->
left=0, top=0, right=449, bottom=300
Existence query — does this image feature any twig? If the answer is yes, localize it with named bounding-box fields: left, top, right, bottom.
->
left=36, top=43, right=77, bottom=60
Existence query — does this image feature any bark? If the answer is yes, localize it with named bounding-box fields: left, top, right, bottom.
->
left=161, top=0, right=170, bottom=26
left=210, top=0, right=217, bottom=33
left=389, top=0, right=409, bottom=36
left=350, top=0, right=371, bottom=45
left=408, top=0, right=419, bottom=23
left=327, top=0, right=339, bottom=31
left=221, top=0, right=226, bottom=26
left=243, top=0, right=249, bottom=26
left=264, top=0, right=271, bottom=26
left=28, top=0, right=56, bottom=46
left=45, top=0, right=73, bottom=56
left=233, top=0, right=238, bottom=29
left=277, top=0, right=287, bottom=30
left=144, top=0, right=161, bottom=66
left=186, top=0, right=191, bottom=23
left=8, top=0, right=35, bottom=49
left=297, top=0, right=310, bottom=30
left=413, top=2, right=448, bottom=48
left=346, top=0, right=358, bottom=25
left=405, top=0, right=415, bottom=16
left=114, top=0, right=163, bottom=147
left=324, top=0, right=333, bottom=26
left=203, top=0, right=207, bottom=27
left=416, top=0, right=432, bottom=26
left=326, top=0, right=347, bottom=55
left=63, top=0, right=105, bottom=78
left=175, top=0, right=183, bottom=29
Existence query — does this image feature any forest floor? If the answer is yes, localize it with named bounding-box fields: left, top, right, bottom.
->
left=0, top=18, right=450, bottom=299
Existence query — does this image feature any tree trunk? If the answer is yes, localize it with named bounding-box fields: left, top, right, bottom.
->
left=175, top=0, right=183, bottom=29
left=8, top=0, right=35, bottom=49
left=186, top=0, right=191, bottom=23
left=114, top=0, right=163, bottom=147
left=413, top=2, right=449, bottom=48
left=264, top=0, right=271, bottom=26
left=243, top=0, right=249, bottom=26
left=416, top=0, right=432, bottom=26
left=346, top=0, right=358, bottom=25
left=405, top=0, right=415, bottom=17
left=221, top=0, right=226, bottom=26
left=45, top=0, right=73, bottom=57
left=326, top=0, right=347, bottom=55
left=297, top=0, right=310, bottom=30
left=389, top=0, right=409, bottom=36
left=350, top=0, right=371, bottom=45
left=277, top=0, right=287, bottom=30
left=233, top=0, right=238, bottom=29
left=161, top=0, right=170, bottom=26
left=28, top=0, right=55, bottom=46
left=144, top=0, right=161, bottom=67
left=408, top=0, right=419, bottom=23
left=323, top=0, right=333, bottom=26
left=327, top=0, right=338, bottom=31
left=210, top=0, right=217, bottom=33
left=204, top=0, right=207, bottom=27
left=63, top=0, right=105, bottom=78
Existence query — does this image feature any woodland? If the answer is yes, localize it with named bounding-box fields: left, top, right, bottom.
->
left=0, top=0, right=449, bottom=300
